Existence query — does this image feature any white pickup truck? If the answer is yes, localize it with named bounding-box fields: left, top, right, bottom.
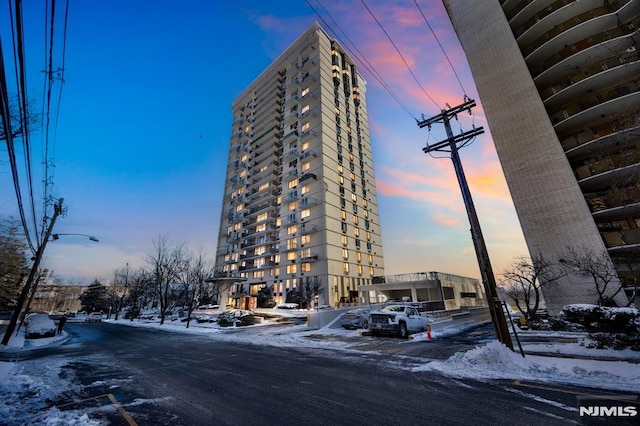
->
left=369, top=305, right=431, bottom=338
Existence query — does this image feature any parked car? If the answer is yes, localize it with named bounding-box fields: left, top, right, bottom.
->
left=341, top=308, right=371, bottom=330
left=86, top=312, right=103, bottom=322
left=25, top=313, right=57, bottom=339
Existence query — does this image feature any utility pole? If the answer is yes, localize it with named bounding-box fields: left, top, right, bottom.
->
left=417, top=99, right=513, bottom=350
left=2, top=198, right=63, bottom=346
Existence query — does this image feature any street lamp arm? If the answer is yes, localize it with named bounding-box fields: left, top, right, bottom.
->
left=51, top=233, right=99, bottom=242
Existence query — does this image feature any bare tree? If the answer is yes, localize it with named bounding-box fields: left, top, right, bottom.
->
left=146, top=236, right=188, bottom=325
left=500, top=255, right=564, bottom=322
left=125, top=267, right=153, bottom=318
left=299, top=276, right=324, bottom=310
left=182, top=247, right=215, bottom=328
left=111, top=264, right=131, bottom=320
left=560, top=248, right=626, bottom=306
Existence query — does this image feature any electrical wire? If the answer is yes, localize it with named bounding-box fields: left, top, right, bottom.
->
left=0, top=37, right=36, bottom=254
left=359, top=0, right=440, bottom=111
left=48, top=0, right=70, bottom=209
left=307, top=0, right=417, bottom=120
left=41, top=0, right=59, bottom=236
left=413, top=0, right=467, bottom=97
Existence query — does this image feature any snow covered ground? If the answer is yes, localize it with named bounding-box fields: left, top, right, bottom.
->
left=1, top=313, right=639, bottom=424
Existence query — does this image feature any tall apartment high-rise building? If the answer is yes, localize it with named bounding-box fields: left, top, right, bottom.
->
left=215, top=23, right=384, bottom=309
left=443, top=0, right=639, bottom=312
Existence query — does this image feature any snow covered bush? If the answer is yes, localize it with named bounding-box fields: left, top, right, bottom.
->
left=559, top=304, right=638, bottom=333
left=557, top=304, right=640, bottom=351
left=217, top=310, right=255, bottom=327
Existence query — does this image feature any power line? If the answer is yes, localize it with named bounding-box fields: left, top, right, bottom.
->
left=9, top=0, right=40, bottom=246
left=307, top=0, right=417, bottom=119
left=48, top=0, right=70, bottom=209
left=0, top=37, right=36, bottom=254
left=413, top=0, right=467, bottom=97
left=359, top=0, right=440, bottom=111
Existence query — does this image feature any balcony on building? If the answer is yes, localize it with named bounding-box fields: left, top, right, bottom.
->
left=299, top=197, right=317, bottom=208
left=241, top=237, right=276, bottom=250
left=299, top=224, right=319, bottom=235
left=244, top=201, right=278, bottom=219
left=530, top=21, right=636, bottom=79
left=560, top=108, right=640, bottom=154
left=575, top=152, right=640, bottom=192
left=300, top=150, right=317, bottom=160
left=602, top=228, right=640, bottom=250
left=300, top=253, right=319, bottom=262
left=299, top=172, right=317, bottom=182
left=518, top=3, right=621, bottom=57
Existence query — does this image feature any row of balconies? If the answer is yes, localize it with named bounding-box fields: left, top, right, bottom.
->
left=575, top=148, right=640, bottom=180
left=521, top=5, right=613, bottom=58
left=560, top=109, right=640, bottom=152
left=549, top=79, right=640, bottom=125
left=531, top=24, right=633, bottom=78
left=587, top=185, right=640, bottom=213
left=541, top=50, right=639, bottom=101
left=602, top=228, right=640, bottom=248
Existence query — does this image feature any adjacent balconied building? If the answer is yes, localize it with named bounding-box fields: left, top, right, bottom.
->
left=215, top=23, right=385, bottom=309
left=443, top=0, right=639, bottom=312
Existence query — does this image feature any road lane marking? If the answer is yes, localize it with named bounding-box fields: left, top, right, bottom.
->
left=55, top=393, right=138, bottom=425
left=513, top=379, right=603, bottom=397
left=107, top=393, right=138, bottom=426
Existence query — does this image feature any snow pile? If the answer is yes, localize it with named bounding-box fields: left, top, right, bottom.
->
left=414, top=340, right=640, bottom=392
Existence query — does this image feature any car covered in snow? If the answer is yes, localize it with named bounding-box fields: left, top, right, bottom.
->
left=25, top=313, right=57, bottom=339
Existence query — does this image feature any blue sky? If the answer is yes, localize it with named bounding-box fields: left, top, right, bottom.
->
left=0, top=0, right=528, bottom=283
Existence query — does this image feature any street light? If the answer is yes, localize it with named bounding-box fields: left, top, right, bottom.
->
left=51, top=233, right=99, bottom=242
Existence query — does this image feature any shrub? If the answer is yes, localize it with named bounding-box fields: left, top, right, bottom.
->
left=217, top=310, right=255, bottom=327
left=560, top=304, right=638, bottom=333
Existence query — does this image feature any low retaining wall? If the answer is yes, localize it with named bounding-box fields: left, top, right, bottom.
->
left=306, top=305, right=490, bottom=330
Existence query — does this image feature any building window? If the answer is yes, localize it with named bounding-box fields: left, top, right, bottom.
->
left=342, top=235, right=348, bottom=245
left=368, top=254, right=373, bottom=264
left=342, top=248, right=349, bottom=259
left=302, top=141, right=310, bottom=151
left=287, top=251, right=296, bottom=261
left=301, top=87, right=310, bottom=97
left=338, top=164, right=343, bottom=174
left=288, top=179, right=298, bottom=188
left=301, top=208, right=310, bottom=219
left=341, top=222, right=348, bottom=233
left=287, top=239, right=297, bottom=250
left=301, top=105, right=310, bottom=114
left=287, top=225, right=297, bottom=235
left=301, top=234, right=311, bottom=244
left=340, top=210, right=346, bottom=220
left=301, top=122, right=310, bottom=132
left=357, top=265, right=363, bottom=275
left=301, top=263, right=311, bottom=272
left=288, top=202, right=297, bottom=211
left=354, top=227, right=359, bottom=237
left=353, top=216, right=359, bottom=225
left=355, top=239, right=361, bottom=248
left=301, top=184, right=310, bottom=195
left=286, top=264, right=297, bottom=274
left=301, top=162, right=310, bottom=172
left=443, top=287, right=455, bottom=300
left=343, top=263, right=349, bottom=273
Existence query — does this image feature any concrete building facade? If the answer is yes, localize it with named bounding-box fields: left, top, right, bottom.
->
left=443, top=0, right=639, bottom=312
left=360, top=271, right=487, bottom=312
left=215, top=23, right=384, bottom=309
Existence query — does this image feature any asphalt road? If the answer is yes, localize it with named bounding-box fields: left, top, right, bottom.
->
left=7, top=322, right=634, bottom=425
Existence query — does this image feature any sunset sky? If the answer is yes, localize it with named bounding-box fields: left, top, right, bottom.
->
left=0, top=0, right=529, bottom=283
